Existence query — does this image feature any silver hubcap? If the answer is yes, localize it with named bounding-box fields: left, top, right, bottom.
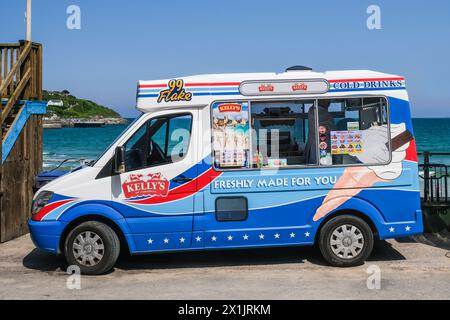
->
left=330, top=224, right=364, bottom=259
left=72, top=231, right=104, bottom=267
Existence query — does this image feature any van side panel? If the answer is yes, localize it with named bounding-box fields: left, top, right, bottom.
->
left=193, top=94, right=422, bottom=249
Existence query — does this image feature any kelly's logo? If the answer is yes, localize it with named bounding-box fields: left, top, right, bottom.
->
left=218, top=103, right=242, bottom=113
left=122, top=173, right=169, bottom=199
left=292, top=83, right=308, bottom=91
left=258, top=84, right=274, bottom=92
left=157, top=79, right=192, bottom=103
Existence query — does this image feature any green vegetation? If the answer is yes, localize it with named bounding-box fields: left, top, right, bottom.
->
left=43, top=90, right=121, bottom=118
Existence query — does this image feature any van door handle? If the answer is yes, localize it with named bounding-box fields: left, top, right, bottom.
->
left=172, top=175, right=193, bottom=183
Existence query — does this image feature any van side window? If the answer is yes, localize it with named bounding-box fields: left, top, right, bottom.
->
left=212, top=102, right=251, bottom=169
left=123, top=114, right=193, bottom=172
left=212, top=100, right=317, bottom=169
left=318, top=97, right=390, bottom=166
left=251, top=100, right=316, bottom=167
left=166, top=115, right=193, bottom=163
left=124, top=122, right=148, bottom=171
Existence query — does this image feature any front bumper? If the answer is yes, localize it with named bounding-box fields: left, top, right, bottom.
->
left=28, top=219, right=68, bottom=254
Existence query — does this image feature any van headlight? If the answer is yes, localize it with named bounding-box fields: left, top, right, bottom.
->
left=32, top=191, right=54, bottom=215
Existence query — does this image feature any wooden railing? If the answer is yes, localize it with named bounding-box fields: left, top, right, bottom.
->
left=0, top=41, right=42, bottom=127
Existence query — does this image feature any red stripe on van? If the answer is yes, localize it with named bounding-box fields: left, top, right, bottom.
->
left=128, top=167, right=222, bottom=205
left=139, top=84, right=167, bottom=88
left=184, top=82, right=240, bottom=87
left=405, top=140, right=418, bottom=162
left=32, top=199, right=74, bottom=221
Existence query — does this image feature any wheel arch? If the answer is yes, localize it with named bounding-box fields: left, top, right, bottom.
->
left=59, top=214, right=132, bottom=255
left=57, top=203, right=134, bottom=255
left=314, top=209, right=380, bottom=244
left=312, top=195, right=387, bottom=242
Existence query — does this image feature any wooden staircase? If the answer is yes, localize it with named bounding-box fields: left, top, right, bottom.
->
left=0, top=41, right=45, bottom=242
left=1, top=41, right=42, bottom=139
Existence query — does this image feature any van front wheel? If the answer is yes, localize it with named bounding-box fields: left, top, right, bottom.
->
left=319, top=215, right=374, bottom=267
left=64, top=221, right=120, bottom=275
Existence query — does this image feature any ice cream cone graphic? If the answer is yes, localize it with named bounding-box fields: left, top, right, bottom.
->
left=313, top=123, right=413, bottom=221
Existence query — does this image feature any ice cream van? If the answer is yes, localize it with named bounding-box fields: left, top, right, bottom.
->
left=29, top=66, right=423, bottom=274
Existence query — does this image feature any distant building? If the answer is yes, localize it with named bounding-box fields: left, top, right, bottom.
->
left=47, top=99, right=64, bottom=107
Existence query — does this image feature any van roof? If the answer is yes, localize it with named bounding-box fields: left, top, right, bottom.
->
left=136, top=69, right=407, bottom=112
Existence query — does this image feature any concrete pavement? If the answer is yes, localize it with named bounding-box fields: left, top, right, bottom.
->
left=0, top=233, right=449, bottom=299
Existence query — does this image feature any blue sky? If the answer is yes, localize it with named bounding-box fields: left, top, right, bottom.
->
left=1, top=0, right=450, bottom=117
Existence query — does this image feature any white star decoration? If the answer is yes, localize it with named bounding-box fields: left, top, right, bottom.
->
left=150, top=230, right=318, bottom=246
left=389, top=227, right=395, bottom=233
left=405, top=226, right=411, bottom=231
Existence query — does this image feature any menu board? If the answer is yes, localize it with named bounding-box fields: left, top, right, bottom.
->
left=212, top=102, right=250, bottom=168
left=330, top=130, right=363, bottom=155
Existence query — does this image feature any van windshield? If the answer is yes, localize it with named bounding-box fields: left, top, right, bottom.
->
left=93, top=113, right=144, bottom=166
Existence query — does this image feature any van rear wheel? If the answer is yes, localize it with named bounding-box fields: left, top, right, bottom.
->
left=318, top=215, right=374, bottom=267
left=64, top=221, right=120, bottom=275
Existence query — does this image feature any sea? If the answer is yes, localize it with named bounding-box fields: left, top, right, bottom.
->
left=43, top=118, right=450, bottom=170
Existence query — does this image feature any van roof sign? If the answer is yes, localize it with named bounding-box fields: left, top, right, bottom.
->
left=136, top=70, right=406, bottom=112
left=239, top=79, right=329, bottom=96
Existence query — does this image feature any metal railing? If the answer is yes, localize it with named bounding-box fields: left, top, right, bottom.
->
left=419, top=152, right=450, bottom=203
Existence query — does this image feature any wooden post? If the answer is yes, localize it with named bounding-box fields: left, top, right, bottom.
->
left=9, top=48, right=14, bottom=96
left=3, top=48, right=8, bottom=96
left=36, top=45, right=42, bottom=99
left=19, top=40, right=30, bottom=100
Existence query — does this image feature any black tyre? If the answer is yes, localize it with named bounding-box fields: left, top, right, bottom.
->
left=64, top=221, right=120, bottom=275
left=318, top=215, right=374, bottom=267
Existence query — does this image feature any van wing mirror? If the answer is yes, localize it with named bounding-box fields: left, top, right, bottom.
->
left=114, top=146, right=126, bottom=174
